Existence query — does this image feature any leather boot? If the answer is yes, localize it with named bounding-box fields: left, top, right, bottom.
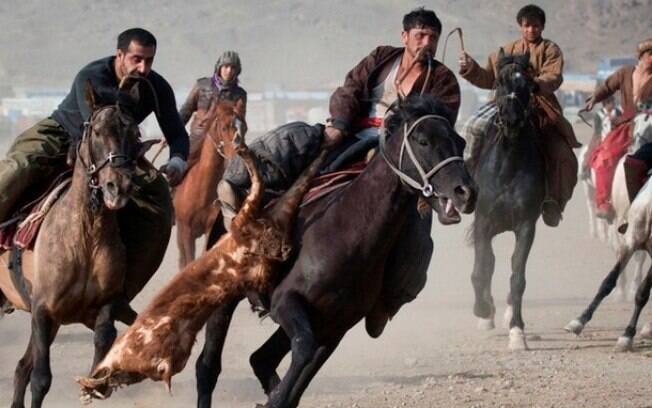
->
left=624, top=156, right=648, bottom=203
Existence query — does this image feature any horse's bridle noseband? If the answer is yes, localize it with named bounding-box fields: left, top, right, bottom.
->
left=379, top=114, right=464, bottom=198
left=78, top=106, right=134, bottom=187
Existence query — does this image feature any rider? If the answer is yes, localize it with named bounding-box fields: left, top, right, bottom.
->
left=217, top=7, right=461, bottom=336
left=459, top=4, right=581, bottom=227
left=0, top=28, right=189, bottom=308
left=179, top=50, right=247, bottom=163
left=580, top=95, right=622, bottom=180
left=584, top=38, right=652, bottom=215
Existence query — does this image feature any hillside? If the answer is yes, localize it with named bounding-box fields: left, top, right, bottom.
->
left=0, top=0, right=650, bottom=91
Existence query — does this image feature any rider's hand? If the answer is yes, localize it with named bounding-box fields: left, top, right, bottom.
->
left=583, top=96, right=595, bottom=112
left=160, top=156, right=188, bottom=187
left=323, top=126, right=344, bottom=148
left=458, top=51, right=472, bottom=72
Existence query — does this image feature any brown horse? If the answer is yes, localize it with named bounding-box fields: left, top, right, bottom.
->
left=0, top=80, right=161, bottom=408
left=77, top=131, right=330, bottom=398
left=174, top=99, right=245, bottom=268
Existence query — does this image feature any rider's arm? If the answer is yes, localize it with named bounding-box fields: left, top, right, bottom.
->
left=534, top=42, right=563, bottom=94
left=592, top=68, right=625, bottom=105
left=178, top=82, right=200, bottom=125
left=155, top=77, right=190, bottom=161
left=329, top=46, right=383, bottom=134
left=459, top=54, right=497, bottom=90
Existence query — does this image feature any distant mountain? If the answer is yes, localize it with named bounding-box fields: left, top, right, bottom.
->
left=1, top=0, right=650, bottom=91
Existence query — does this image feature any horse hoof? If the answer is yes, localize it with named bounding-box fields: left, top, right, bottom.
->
left=477, top=317, right=495, bottom=331
left=502, top=306, right=513, bottom=329
left=508, top=327, right=529, bottom=351
left=564, top=319, right=584, bottom=335
left=640, top=322, right=652, bottom=339
left=614, top=336, right=634, bottom=352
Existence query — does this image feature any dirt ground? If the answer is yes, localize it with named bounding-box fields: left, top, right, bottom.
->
left=2, top=125, right=652, bottom=407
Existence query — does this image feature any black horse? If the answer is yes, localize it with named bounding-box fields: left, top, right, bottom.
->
left=469, top=49, right=545, bottom=350
left=195, top=95, right=476, bottom=408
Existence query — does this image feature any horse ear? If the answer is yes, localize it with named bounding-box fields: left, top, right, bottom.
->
left=498, top=47, right=506, bottom=61
left=119, top=76, right=140, bottom=104
left=137, top=139, right=161, bottom=158
left=84, top=80, right=97, bottom=112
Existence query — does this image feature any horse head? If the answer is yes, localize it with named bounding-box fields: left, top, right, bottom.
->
left=495, top=48, right=535, bottom=137
left=205, top=98, right=248, bottom=158
left=78, top=79, right=156, bottom=210
left=382, top=95, right=476, bottom=224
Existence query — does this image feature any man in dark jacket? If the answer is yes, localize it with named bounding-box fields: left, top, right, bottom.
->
left=217, top=8, right=460, bottom=336
left=179, top=50, right=247, bottom=162
left=0, top=28, right=188, bottom=311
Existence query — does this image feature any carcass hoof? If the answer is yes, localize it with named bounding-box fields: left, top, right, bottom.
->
left=640, top=322, right=652, bottom=339
left=477, top=317, right=495, bottom=331
left=564, top=319, right=584, bottom=336
left=614, top=336, right=633, bottom=352
left=502, top=306, right=513, bottom=329
left=508, top=327, right=529, bottom=351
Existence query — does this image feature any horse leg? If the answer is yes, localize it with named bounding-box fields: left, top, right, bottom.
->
left=263, top=293, right=317, bottom=408
left=471, top=229, right=496, bottom=330
left=614, top=264, right=652, bottom=352
left=195, top=298, right=240, bottom=408
left=91, top=303, right=117, bottom=370
left=286, top=341, right=340, bottom=408
left=628, top=251, right=646, bottom=302
left=177, top=223, right=196, bottom=269
left=250, top=327, right=291, bottom=395
left=565, top=250, right=634, bottom=335
left=506, top=222, right=535, bottom=351
left=29, top=307, right=59, bottom=408
left=11, top=333, right=34, bottom=408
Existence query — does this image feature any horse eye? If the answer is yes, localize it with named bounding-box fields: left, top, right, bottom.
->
left=417, top=136, right=429, bottom=146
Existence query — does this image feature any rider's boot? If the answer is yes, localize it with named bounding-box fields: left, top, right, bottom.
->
left=217, top=179, right=242, bottom=232
left=624, top=156, right=648, bottom=203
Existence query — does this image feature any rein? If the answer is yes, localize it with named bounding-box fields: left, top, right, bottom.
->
left=379, top=114, right=463, bottom=197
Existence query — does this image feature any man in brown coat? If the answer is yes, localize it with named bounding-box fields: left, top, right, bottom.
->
left=458, top=4, right=580, bottom=227
left=217, top=8, right=462, bottom=336
left=179, top=50, right=247, bottom=163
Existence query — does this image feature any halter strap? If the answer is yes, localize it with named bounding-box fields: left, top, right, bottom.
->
left=379, top=114, right=464, bottom=197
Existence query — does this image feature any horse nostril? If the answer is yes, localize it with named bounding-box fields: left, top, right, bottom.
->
left=106, top=181, right=118, bottom=195
left=454, top=185, right=469, bottom=198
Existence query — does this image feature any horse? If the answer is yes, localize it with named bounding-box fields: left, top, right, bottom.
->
left=0, top=80, right=162, bottom=407
left=468, top=49, right=545, bottom=351
left=174, top=99, right=244, bottom=268
left=565, top=110, right=652, bottom=350
left=193, top=94, right=476, bottom=408
left=577, top=116, right=650, bottom=302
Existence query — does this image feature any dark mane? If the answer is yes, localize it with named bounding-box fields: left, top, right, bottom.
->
left=385, top=95, right=454, bottom=136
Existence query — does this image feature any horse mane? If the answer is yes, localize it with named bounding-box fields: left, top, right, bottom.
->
left=385, top=95, right=454, bottom=136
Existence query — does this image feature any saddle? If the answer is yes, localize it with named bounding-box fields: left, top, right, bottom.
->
left=0, top=171, right=72, bottom=252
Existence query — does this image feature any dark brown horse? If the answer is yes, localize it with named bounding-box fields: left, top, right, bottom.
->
left=0, top=80, right=163, bottom=408
left=174, top=99, right=245, bottom=268
left=195, top=95, right=477, bottom=408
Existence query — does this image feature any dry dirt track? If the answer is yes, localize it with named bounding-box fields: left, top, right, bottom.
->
left=2, top=125, right=652, bottom=407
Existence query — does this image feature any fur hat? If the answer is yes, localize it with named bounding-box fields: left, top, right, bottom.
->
left=637, top=38, right=652, bottom=59
left=215, top=50, right=242, bottom=77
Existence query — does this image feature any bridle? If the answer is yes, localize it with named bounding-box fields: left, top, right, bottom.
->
left=78, top=105, right=134, bottom=188
left=494, top=67, right=533, bottom=131
left=379, top=114, right=463, bottom=198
